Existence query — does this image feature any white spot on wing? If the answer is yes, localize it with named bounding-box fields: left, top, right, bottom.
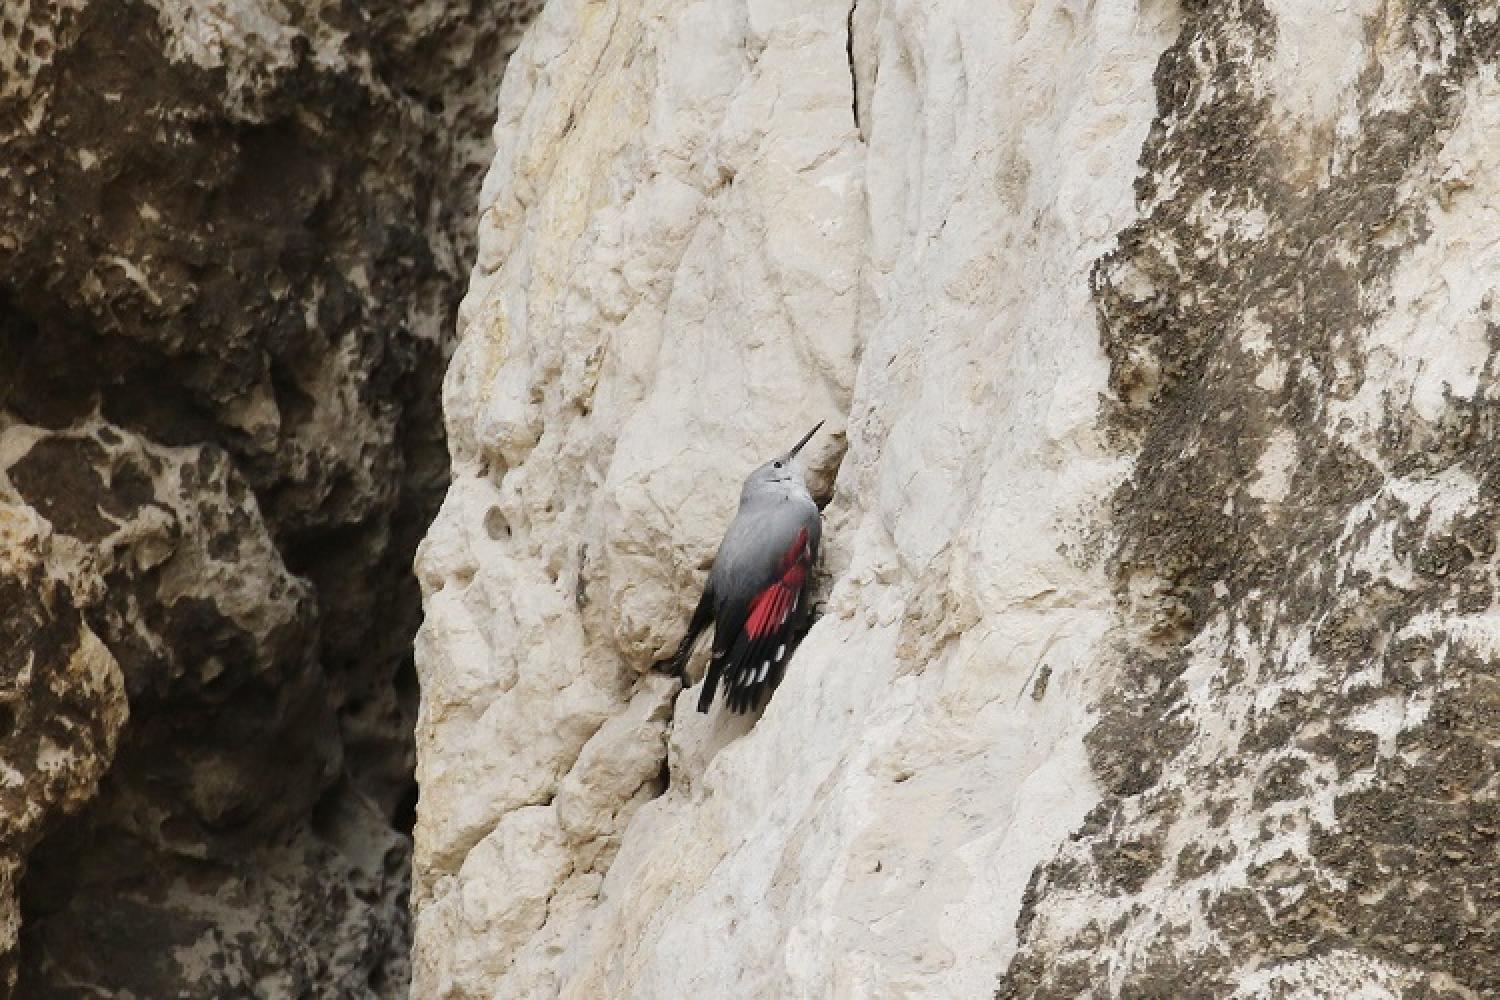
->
left=775, top=643, right=785, bottom=661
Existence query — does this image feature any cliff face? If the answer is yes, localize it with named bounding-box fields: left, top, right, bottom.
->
left=416, top=0, right=1500, bottom=997
left=413, top=0, right=1151, bottom=993
left=0, top=1, right=538, bottom=995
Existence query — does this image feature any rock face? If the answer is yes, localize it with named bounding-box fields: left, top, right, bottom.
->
left=0, top=0, right=538, bottom=995
left=418, top=0, right=1500, bottom=997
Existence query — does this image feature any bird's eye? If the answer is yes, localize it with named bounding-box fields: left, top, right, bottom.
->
left=773, top=461, right=783, bottom=469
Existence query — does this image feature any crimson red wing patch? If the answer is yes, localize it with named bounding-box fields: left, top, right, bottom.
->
left=709, top=525, right=816, bottom=714
left=744, top=528, right=809, bottom=639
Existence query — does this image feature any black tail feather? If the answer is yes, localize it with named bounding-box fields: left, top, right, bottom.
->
left=664, top=584, right=715, bottom=686
left=697, top=658, right=723, bottom=713
left=718, top=621, right=800, bottom=715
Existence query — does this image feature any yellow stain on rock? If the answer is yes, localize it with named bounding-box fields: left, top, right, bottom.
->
left=480, top=0, right=654, bottom=409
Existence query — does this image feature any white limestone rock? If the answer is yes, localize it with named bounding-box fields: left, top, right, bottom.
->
left=417, top=0, right=1500, bottom=996
left=415, top=0, right=1163, bottom=995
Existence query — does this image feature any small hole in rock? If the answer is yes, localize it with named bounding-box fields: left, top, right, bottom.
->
left=484, top=506, right=510, bottom=540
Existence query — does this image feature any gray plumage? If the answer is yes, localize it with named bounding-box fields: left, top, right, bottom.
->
left=667, top=422, right=824, bottom=714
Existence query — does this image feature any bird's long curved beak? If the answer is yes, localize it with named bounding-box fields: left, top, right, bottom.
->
left=786, top=421, right=824, bottom=459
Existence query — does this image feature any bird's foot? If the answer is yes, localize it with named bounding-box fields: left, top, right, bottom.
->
left=652, top=658, right=691, bottom=687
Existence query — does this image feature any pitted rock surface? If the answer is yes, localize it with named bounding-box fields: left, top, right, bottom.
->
left=0, top=0, right=541, bottom=995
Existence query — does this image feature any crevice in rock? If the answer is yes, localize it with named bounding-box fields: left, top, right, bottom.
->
left=847, top=0, right=861, bottom=134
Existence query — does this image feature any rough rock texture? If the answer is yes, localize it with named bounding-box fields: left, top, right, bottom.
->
left=0, top=0, right=538, bottom=995
left=416, top=0, right=1500, bottom=997
left=1003, top=3, right=1500, bottom=995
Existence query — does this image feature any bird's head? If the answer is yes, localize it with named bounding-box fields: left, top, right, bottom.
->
left=742, top=421, right=822, bottom=501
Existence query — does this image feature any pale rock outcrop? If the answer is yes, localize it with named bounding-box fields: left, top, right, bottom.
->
left=417, top=0, right=1500, bottom=997
left=416, top=0, right=1161, bottom=994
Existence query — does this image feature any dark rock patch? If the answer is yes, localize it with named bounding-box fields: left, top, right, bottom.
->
left=0, top=0, right=543, bottom=995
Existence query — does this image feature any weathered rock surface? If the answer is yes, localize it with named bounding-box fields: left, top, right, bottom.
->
left=1003, top=4, right=1500, bottom=994
left=0, top=0, right=538, bottom=995
left=416, top=0, right=1500, bottom=997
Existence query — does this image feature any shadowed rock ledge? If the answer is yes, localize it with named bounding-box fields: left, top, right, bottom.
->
left=0, top=0, right=539, bottom=995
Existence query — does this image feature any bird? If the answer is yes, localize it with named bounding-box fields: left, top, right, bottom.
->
left=665, top=422, right=825, bottom=714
